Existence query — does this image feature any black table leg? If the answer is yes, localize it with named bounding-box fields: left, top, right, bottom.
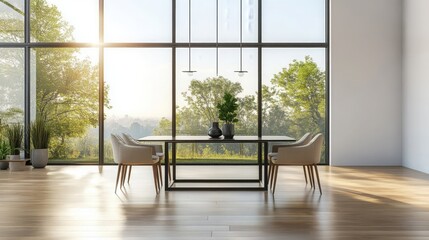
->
left=164, top=142, right=170, bottom=191
left=172, top=142, right=176, bottom=181
left=264, top=142, right=268, bottom=190
left=258, top=142, right=262, bottom=181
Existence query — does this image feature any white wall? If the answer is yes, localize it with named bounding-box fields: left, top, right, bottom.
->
left=403, top=0, right=429, bottom=174
left=330, top=0, right=403, bottom=165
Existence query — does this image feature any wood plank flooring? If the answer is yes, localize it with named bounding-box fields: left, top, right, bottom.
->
left=1, top=165, right=429, bottom=239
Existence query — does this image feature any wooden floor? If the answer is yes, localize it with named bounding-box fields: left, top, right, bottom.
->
left=1, top=165, right=429, bottom=240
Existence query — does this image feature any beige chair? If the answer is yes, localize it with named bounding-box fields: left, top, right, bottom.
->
left=268, top=133, right=313, bottom=185
left=111, top=134, right=161, bottom=194
left=121, top=133, right=169, bottom=186
left=270, top=133, right=324, bottom=194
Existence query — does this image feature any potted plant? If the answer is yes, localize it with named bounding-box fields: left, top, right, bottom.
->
left=30, top=117, right=51, bottom=168
left=217, top=92, right=239, bottom=139
left=5, top=123, right=23, bottom=159
left=0, top=140, right=10, bottom=170
left=4, top=123, right=24, bottom=171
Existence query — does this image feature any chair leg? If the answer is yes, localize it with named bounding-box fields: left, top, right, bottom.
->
left=308, top=166, right=314, bottom=188
left=152, top=165, right=160, bottom=194
left=309, top=165, right=315, bottom=189
left=270, top=163, right=275, bottom=190
left=115, top=164, right=122, bottom=193
left=127, top=166, right=132, bottom=184
left=121, top=165, right=127, bottom=188
left=158, top=161, right=163, bottom=186
left=314, top=164, right=322, bottom=195
left=303, top=166, right=308, bottom=184
left=272, top=165, right=279, bottom=194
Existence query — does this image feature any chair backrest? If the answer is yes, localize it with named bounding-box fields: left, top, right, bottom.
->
left=309, top=133, right=324, bottom=164
left=122, top=133, right=140, bottom=146
left=111, top=134, right=123, bottom=164
left=272, top=132, right=312, bottom=152
left=122, top=133, right=162, bottom=155
left=277, top=133, right=324, bottom=165
left=112, top=134, right=154, bottom=164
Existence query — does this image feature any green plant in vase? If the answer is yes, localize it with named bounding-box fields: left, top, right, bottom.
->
left=0, top=140, right=10, bottom=170
left=30, top=117, right=51, bottom=168
left=5, top=123, right=23, bottom=157
left=217, top=92, right=239, bottom=139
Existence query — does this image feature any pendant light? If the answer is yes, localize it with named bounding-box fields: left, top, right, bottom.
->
left=182, top=0, right=196, bottom=76
left=234, top=0, right=247, bottom=77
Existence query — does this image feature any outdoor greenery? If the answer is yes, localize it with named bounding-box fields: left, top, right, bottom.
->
left=4, top=123, right=23, bottom=155
left=30, top=116, right=51, bottom=149
left=1, top=1, right=326, bottom=163
left=1, top=0, right=109, bottom=161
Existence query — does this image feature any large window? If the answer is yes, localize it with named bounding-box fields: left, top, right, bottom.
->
left=0, top=0, right=329, bottom=164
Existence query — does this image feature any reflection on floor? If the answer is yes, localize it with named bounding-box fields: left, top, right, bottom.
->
left=1, top=165, right=429, bottom=239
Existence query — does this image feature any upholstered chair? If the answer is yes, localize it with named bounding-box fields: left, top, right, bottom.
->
left=270, top=133, right=324, bottom=194
left=111, top=134, right=160, bottom=194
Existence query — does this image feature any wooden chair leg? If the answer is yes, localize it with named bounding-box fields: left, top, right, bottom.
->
left=303, top=166, right=308, bottom=184
left=314, top=165, right=322, bottom=195
left=270, top=163, right=276, bottom=190
left=309, top=165, right=315, bottom=189
left=121, top=165, right=127, bottom=188
left=308, top=166, right=314, bottom=188
left=127, top=166, right=132, bottom=184
left=115, top=164, right=122, bottom=193
left=152, top=165, right=159, bottom=194
left=158, top=162, right=163, bottom=186
left=272, top=165, right=279, bottom=194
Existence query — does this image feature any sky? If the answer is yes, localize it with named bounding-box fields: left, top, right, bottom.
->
left=42, top=0, right=325, bottom=120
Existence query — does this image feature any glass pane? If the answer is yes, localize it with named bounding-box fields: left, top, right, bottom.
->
left=176, top=47, right=258, bottom=163
left=0, top=48, right=24, bottom=127
left=104, top=48, right=172, bottom=164
left=30, top=0, right=98, bottom=42
left=218, top=0, right=258, bottom=42
left=176, top=0, right=257, bottom=43
left=0, top=0, right=24, bottom=42
left=31, top=48, right=99, bottom=163
left=105, top=0, right=172, bottom=42
left=262, top=48, right=326, bottom=163
left=262, top=0, right=325, bottom=42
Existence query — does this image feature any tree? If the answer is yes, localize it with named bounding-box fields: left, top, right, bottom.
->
left=181, top=76, right=242, bottom=124
left=0, top=0, right=110, bottom=159
left=264, top=56, right=325, bottom=138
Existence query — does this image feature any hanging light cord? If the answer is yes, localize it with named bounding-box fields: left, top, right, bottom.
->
left=234, top=0, right=246, bottom=75
left=216, top=0, right=219, bottom=76
left=188, top=0, right=192, bottom=72
left=239, top=0, right=243, bottom=71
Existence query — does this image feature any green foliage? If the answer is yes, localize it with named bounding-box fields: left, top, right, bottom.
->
left=31, top=117, right=51, bottom=149
left=4, top=123, right=23, bottom=155
left=217, top=92, right=239, bottom=124
left=266, top=56, right=325, bottom=137
left=182, top=76, right=242, bottom=123
left=0, top=140, right=10, bottom=160
left=153, top=118, right=172, bottom=135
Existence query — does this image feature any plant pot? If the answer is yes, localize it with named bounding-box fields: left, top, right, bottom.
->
left=31, top=149, right=48, bottom=168
left=222, top=123, right=235, bottom=139
left=208, top=122, right=222, bottom=138
left=6, top=155, right=26, bottom=171
left=0, top=160, right=8, bottom=170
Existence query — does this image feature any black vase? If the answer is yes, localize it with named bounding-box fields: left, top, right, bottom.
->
left=208, top=122, right=222, bottom=138
left=222, top=123, right=235, bottom=139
